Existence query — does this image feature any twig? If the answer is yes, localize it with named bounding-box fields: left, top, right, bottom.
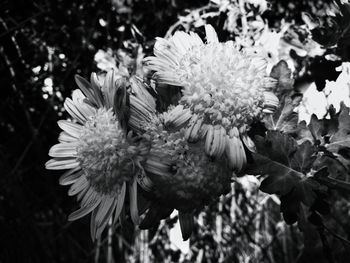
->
left=0, top=9, right=47, bottom=39
left=323, top=224, right=350, bottom=247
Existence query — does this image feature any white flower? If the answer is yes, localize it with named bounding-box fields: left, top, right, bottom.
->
left=46, top=70, right=148, bottom=239
left=124, top=83, right=233, bottom=211
left=144, top=25, right=279, bottom=170
left=142, top=113, right=232, bottom=212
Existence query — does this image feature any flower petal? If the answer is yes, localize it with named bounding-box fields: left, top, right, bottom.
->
left=166, top=105, right=192, bottom=130
left=68, top=176, right=89, bottom=196
left=45, top=158, right=79, bottom=170
left=205, top=124, right=214, bottom=155
left=129, top=179, right=140, bottom=225
left=208, top=125, right=226, bottom=157
left=75, top=74, right=100, bottom=107
left=205, top=24, right=219, bottom=44
left=130, top=76, right=156, bottom=111
left=242, top=135, right=256, bottom=152
left=68, top=189, right=101, bottom=221
left=145, top=158, right=172, bottom=177
left=57, top=120, right=82, bottom=138
left=225, top=130, right=246, bottom=171
left=48, top=142, right=77, bottom=158
left=90, top=73, right=105, bottom=108
left=114, top=182, right=126, bottom=223
left=58, top=131, right=78, bottom=143
left=95, top=196, right=118, bottom=238
left=64, top=98, right=86, bottom=124
left=264, top=91, right=279, bottom=110
left=59, top=167, right=82, bottom=186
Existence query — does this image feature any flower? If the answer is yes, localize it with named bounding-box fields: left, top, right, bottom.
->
left=135, top=107, right=232, bottom=212
left=144, top=24, right=279, bottom=170
left=46, top=70, right=148, bottom=239
left=124, top=75, right=233, bottom=240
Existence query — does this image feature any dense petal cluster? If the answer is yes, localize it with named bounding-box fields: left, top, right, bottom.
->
left=76, top=108, right=145, bottom=195
left=142, top=114, right=232, bottom=212
left=145, top=25, right=279, bottom=170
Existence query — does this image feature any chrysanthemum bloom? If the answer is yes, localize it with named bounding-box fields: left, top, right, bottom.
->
left=140, top=109, right=232, bottom=240
left=128, top=95, right=232, bottom=209
left=126, top=79, right=234, bottom=239
left=144, top=25, right=279, bottom=170
left=143, top=114, right=232, bottom=212
left=45, top=70, right=149, bottom=239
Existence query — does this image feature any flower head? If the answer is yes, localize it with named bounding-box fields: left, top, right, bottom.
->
left=144, top=25, right=279, bottom=170
left=46, top=70, right=148, bottom=239
left=142, top=112, right=232, bottom=212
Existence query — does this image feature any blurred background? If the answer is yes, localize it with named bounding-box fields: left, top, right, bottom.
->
left=1, top=0, right=350, bottom=262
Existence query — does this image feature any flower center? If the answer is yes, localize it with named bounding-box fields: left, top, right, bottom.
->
left=76, top=109, right=139, bottom=195
left=177, top=42, right=272, bottom=131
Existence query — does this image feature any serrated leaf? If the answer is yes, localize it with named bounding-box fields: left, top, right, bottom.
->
left=246, top=131, right=321, bottom=225
left=247, top=131, right=317, bottom=196
left=291, top=141, right=317, bottom=173
left=263, top=96, right=299, bottom=133
left=270, top=60, right=294, bottom=97
left=258, top=168, right=301, bottom=195
left=309, top=114, right=324, bottom=141
left=296, top=120, right=314, bottom=144
left=313, top=155, right=348, bottom=179
left=314, top=166, right=350, bottom=192
left=294, top=178, right=320, bottom=206
left=246, top=131, right=323, bottom=228
left=254, top=131, right=297, bottom=166
left=327, top=103, right=350, bottom=152
left=309, top=58, right=342, bottom=91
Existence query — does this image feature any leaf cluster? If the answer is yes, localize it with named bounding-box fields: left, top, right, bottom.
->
left=246, top=61, right=350, bottom=230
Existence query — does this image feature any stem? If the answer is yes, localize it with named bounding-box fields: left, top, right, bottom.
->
left=140, top=230, right=150, bottom=263
left=216, top=196, right=224, bottom=262
left=107, top=218, right=113, bottom=263
left=94, top=238, right=101, bottom=263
